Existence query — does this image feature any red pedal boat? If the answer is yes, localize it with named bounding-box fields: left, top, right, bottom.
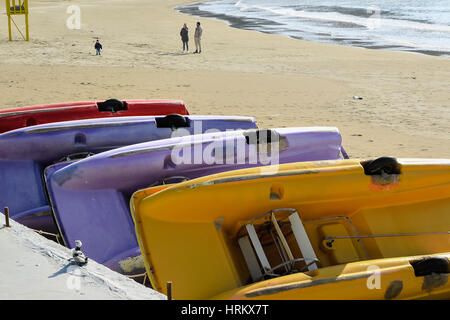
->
left=0, top=99, right=189, bottom=133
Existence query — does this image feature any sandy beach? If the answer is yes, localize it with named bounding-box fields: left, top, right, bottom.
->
left=0, top=0, right=449, bottom=159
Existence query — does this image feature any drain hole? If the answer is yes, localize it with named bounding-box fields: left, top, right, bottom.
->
left=26, top=118, right=37, bottom=127
left=270, top=183, right=284, bottom=200
left=74, top=133, right=87, bottom=146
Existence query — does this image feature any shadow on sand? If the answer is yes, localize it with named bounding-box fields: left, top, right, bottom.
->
left=156, top=52, right=191, bottom=56
left=49, top=262, right=79, bottom=278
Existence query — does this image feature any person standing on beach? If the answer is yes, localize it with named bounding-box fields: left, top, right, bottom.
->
left=95, top=39, right=102, bottom=56
left=194, top=22, right=202, bottom=54
left=180, top=23, right=189, bottom=52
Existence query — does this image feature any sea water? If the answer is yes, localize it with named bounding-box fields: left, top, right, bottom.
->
left=177, top=0, right=450, bottom=56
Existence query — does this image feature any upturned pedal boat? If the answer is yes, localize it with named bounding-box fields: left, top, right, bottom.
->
left=0, top=115, right=256, bottom=233
left=0, top=99, right=189, bottom=133
left=47, top=127, right=347, bottom=276
left=131, top=157, right=450, bottom=299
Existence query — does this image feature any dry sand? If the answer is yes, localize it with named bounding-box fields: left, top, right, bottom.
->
left=0, top=0, right=449, bottom=158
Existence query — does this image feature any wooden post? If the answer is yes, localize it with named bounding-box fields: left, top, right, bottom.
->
left=7, top=16, right=12, bottom=41
left=24, top=10, right=29, bottom=41
left=4, top=207, right=10, bottom=227
left=6, top=0, right=12, bottom=41
left=167, top=281, right=172, bottom=300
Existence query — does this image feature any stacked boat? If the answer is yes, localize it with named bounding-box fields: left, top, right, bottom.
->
left=0, top=98, right=448, bottom=300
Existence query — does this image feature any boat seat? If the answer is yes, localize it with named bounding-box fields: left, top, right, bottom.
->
left=237, top=208, right=319, bottom=283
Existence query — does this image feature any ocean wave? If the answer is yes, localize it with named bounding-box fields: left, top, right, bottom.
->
left=181, top=0, right=450, bottom=56
left=244, top=5, right=450, bottom=32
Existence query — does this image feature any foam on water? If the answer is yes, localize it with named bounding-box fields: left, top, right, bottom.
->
left=177, top=0, right=450, bottom=56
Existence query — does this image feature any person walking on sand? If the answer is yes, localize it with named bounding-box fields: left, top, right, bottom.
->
left=95, top=39, right=102, bottom=56
left=180, top=23, right=189, bottom=52
left=194, top=22, right=203, bottom=54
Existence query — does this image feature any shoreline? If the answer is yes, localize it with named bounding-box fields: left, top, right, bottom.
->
left=175, top=1, right=450, bottom=58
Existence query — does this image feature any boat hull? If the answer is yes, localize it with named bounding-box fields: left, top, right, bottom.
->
left=47, top=127, right=347, bottom=275
left=212, top=253, right=450, bottom=300
left=0, top=115, right=257, bottom=233
left=0, top=99, right=189, bottom=133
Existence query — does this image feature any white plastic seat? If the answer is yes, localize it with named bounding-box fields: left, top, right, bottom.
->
left=237, top=208, right=318, bottom=282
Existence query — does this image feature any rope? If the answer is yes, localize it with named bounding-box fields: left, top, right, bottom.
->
left=126, top=272, right=148, bottom=286
left=325, top=231, right=450, bottom=241
left=31, top=229, right=63, bottom=245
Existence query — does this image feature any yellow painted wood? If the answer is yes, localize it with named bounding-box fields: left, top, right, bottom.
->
left=7, top=15, right=12, bottom=41
left=6, top=0, right=29, bottom=41
left=130, top=158, right=450, bottom=299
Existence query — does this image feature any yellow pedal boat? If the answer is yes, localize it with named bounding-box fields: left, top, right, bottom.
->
left=130, top=157, right=450, bottom=300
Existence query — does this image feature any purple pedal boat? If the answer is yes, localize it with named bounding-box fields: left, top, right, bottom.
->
left=0, top=115, right=257, bottom=233
left=47, top=127, right=348, bottom=276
